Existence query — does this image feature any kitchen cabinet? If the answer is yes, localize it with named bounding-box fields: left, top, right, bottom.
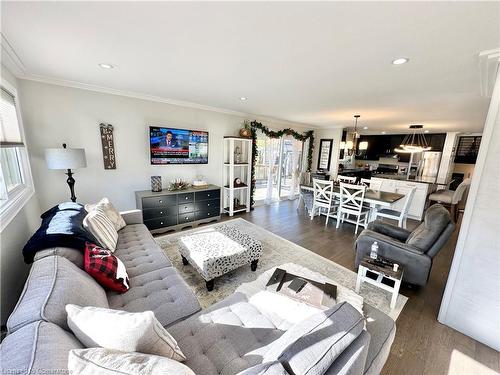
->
left=371, top=177, right=436, bottom=220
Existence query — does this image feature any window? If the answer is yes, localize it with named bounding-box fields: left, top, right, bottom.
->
left=454, top=136, right=482, bottom=164
left=0, top=84, right=34, bottom=231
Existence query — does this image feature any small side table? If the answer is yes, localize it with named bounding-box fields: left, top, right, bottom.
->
left=355, top=256, right=404, bottom=309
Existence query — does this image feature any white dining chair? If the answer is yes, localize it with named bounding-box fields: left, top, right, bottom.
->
left=360, top=178, right=372, bottom=187
left=310, top=179, right=338, bottom=226
left=374, top=187, right=416, bottom=228
left=336, top=182, right=370, bottom=234
left=337, top=175, right=357, bottom=184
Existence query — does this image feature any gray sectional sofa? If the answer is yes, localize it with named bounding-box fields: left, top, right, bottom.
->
left=0, top=210, right=396, bottom=375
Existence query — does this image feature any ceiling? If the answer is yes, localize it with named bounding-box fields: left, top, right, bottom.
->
left=2, top=2, right=499, bottom=133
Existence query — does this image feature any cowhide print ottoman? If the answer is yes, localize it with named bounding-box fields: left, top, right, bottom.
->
left=178, top=224, right=262, bottom=291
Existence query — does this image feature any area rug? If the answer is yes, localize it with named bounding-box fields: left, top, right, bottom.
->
left=155, top=218, right=408, bottom=320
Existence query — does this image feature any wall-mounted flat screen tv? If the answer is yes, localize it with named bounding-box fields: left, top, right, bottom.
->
left=150, top=126, right=208, bottom=165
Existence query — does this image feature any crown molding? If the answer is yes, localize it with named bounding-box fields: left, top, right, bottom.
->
left=479, top=48, right=500, bottom=98
left=1, top=33, right=27, bottom=76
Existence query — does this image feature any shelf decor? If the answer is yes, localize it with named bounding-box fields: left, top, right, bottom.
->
left=167, top=179, right=190, bottom=191
left=247, top=120, right=314, bottom=208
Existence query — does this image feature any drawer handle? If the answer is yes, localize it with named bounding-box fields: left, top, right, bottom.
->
left=185, top=216, right=188, bottom=220
left=185, top=196, right=189, bottom=200
left=160, top=211, right=163, bottom=214
left=160, top=221, right=164, bottom=225
left=207, top=194, right=210, bottom=197
left=207, top=213, right=211, bottom=216
left=159, top=200, right=162, bottom=203
left=207, top=203, right=210, bottom=206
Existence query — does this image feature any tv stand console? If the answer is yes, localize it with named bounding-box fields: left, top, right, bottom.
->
left=135, top=185, right=221, bottom=234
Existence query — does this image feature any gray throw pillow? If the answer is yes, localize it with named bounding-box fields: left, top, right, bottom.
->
left=263, top=302, right=365, bottom=375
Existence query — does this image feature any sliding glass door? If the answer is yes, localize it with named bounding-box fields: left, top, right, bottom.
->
left=254, top=133, right=304, bottom=205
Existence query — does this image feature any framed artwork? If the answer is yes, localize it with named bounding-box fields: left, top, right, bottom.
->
left=317, top=139, right=333, bottom=171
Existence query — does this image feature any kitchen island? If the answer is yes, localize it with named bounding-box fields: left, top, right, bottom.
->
left=371, top=175, right=437, bottom=220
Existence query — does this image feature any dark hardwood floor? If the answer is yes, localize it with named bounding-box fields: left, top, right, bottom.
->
left=221, top=200, right=500, bottom=375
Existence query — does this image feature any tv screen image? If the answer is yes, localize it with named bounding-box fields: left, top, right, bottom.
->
left=150, top=126, right=208, bottom=165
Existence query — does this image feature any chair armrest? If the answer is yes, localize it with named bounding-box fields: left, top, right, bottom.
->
left=356, top=230, right=424, bottom=256
left=120, top=209, right=143, bottom=225
left=367, top=220, right=411, bottom=242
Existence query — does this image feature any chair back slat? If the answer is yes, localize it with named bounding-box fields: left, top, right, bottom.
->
left=401, top=187, right=416, bottom=215
left=338, top=175, right=357, bottom=184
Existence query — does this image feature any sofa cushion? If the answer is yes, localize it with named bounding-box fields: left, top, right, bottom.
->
left=22, top=202, right=101, bottom=263
left=169, top=292, right=286, bottom=375
left=362, top=304, right=396, bottom=375
left=68, top=348, right=195, bottom=375
left=7, top=255, right=108, bottom=333
left=33, top=246, right=84, bottom=268
left=85, top=197, right=126, bottom=231
left=237, top=361, right=290, bottom=375
left=406, top=204, right=451, bottom=252
left=114, top=224, right=172, bottom=277
left=0, top=321, right=83, bottom=374
left=66, top=305, right=186, bottom=360
left=84, top=243, right=130, bottom=292
left=83, top=206, right=119, bottom=251
left=107, top=266, right=200, bottom=327
left=263, top=302, right=365, bottom=375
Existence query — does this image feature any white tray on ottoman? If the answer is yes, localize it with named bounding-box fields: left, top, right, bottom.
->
left=178, top=224, right=262, bottom=290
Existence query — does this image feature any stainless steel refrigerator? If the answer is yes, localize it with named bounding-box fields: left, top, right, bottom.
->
left=418, top=151, right=442, bottom=178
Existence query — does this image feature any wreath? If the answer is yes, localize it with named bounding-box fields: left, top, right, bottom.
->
left=247, top=120, right=314, bottom=208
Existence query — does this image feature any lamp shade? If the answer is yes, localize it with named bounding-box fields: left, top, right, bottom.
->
left=45, top=147, right=87, bottom=170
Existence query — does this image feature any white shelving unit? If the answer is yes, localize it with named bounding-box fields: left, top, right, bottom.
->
left=223, top=136, right=252, bottom=216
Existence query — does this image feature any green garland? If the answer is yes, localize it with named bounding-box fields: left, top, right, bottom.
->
left=248, top=120, right=314, bottom=208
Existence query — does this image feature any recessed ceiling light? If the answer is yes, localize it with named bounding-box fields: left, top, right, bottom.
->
left=392, top=58, right=409, bottom=65
left=98, top=63, right=114, bottom=69
left=239, top=97, right=248, bottom=101
left=424, top=130, right=429, bottom=133
left=381, top=131, right=386, bottom=134
left=363, top=126, right=368, bottom=130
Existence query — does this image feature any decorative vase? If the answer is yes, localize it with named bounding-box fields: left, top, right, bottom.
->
left=151, top=176, right=162, bottom=192
left=239, top=128, right=252, bottom=138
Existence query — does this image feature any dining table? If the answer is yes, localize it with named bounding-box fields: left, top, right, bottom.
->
left=299, top=183, right=405, bottom=222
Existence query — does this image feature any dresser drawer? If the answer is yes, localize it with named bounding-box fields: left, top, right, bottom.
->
left=178, top=192, right=194, bottom=203
left=178, top=203, right=195, bottom=214
left=144, top=216, right=177, bottom=230
left=143, top=207, right=177, bottom=220
left=195, top=209, right=220, bottom=221
left=142, top=195, right=177, bottom=209
left=178, top=212, right=195, bottom=224
left=195, top=199, right=220, bottom=213
left=195, top=189, right=220, bottom=201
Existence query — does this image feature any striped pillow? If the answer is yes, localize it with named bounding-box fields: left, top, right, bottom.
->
left=83, top=207, right=118, bottom=252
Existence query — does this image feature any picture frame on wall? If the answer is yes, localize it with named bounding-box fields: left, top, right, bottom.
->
left=317, top=139, right=333, bottom=171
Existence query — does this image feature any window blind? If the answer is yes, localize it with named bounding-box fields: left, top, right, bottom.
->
left=0, top=87, right=23, bottom=147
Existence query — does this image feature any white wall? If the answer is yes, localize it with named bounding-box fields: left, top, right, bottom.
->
left=19, top=80, right=313, bottom=212
left=0, top=65, right=41, bottom=325
left=312, top=128, right=343, bottom=178
left=438, top=73, right=500, bottom=351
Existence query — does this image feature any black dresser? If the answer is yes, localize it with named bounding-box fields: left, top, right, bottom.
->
left=135, top=185, right=221, bottom=233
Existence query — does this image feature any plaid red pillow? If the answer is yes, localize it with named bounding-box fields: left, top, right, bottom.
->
left=84, top=243, right=130, bottom=293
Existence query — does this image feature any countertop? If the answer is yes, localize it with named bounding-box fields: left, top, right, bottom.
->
left=372, top=174, right=438, bottom=184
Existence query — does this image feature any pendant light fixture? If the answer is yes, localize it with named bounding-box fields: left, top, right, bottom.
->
left=340, top=115, right=368, bottom=155
left=395, top=125, right=431, bottom=153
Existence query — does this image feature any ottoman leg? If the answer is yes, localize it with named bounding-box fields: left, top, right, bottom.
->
left=181, top=256, right=189, bottom=266
left=251, top=260, right=259, bottom=271
left=206, top=279, right=215, bottom=291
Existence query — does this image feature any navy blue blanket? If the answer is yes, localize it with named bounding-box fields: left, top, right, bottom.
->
left=23, top=202, right=101, bottom=263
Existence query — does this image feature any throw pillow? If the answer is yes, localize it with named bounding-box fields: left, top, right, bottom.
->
left=83, top=207, right=118, bottom=251
left=22, top=202, right=102, bottom=263
left=84, top=243, right=129, bottom=293
left=68, top=348, right=195, bottom=375
left=85, top=198, right=126, bottom=231
left=66, top=305, right=186, bottom=361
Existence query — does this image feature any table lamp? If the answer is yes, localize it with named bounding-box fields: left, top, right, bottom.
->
left=45, top=143, right=87, bottom=202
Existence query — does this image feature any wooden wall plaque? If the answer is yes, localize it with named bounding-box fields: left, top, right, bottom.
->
left=99, top=123, right=116, bottom=169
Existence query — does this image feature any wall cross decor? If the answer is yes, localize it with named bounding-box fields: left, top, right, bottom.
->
left=99, top=123, right=116, bottom=169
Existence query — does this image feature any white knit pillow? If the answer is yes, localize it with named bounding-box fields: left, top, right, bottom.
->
left=66, top=305, right=186, bottom=361
left=68, top=348, right=195, bottom=375
left=85, top=198, right=126, bottom=231
left=83, top=207, right=118, bottom=251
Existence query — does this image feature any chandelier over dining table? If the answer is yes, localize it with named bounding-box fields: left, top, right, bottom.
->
left=394, top=125, right=431, bottom=153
